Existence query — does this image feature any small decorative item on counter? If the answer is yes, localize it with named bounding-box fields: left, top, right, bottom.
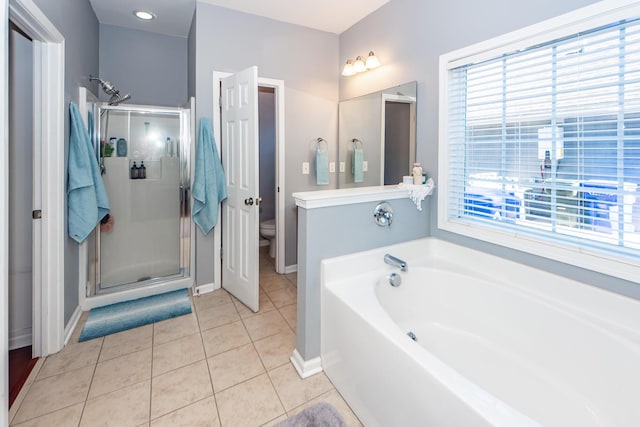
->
left=117, top=137, right=127, bottom=157
left=130, top=161, right=139, bottom=179
left=412, top=162, right=423, bottom=185
left=139, top=161, right=146, bottom=179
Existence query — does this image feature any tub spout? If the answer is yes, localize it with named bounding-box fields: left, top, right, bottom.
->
left=384, top=254, right=407, bottom=272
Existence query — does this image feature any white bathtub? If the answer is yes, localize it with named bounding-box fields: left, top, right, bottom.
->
left=321, top=238, right=640, bottom=427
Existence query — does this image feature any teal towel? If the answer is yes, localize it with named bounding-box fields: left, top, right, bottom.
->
left=67, top=103, right=110, bottom=243
left=316, top=149, right=329, bottom=185
left=192, top=118, right=228, bottom=235
left=352, top=147, right=364, bottom=183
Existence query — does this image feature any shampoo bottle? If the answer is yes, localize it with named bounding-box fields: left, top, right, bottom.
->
left=131, top=161, right=138, bottom=179
left=117, top=138, right=127, bottom=157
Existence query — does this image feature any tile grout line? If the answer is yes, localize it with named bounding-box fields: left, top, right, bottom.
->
left=241, top=269, right=290, bottom=424
left=194, top=294, right=224, bottom=427
left=76, top=336, right=105, bottom=426
left=148, top=322, right=155, bottom=425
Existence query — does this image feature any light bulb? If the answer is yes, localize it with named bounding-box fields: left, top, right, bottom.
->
left=342, top=60, right=355, bottom=76
left=365, top=51, right=381, bottom=69
left=134, top=10, right=156, bottom=20
left=353, top=56, right=366, bottom=73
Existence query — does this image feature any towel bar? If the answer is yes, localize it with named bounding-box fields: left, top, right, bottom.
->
left=315, top=137, right=328, bottom=151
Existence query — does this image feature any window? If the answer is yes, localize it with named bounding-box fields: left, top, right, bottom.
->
left=439, top=1, right=640, bottom=283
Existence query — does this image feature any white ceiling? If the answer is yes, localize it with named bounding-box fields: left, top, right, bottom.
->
left=89, top=0, right=389, bottom=37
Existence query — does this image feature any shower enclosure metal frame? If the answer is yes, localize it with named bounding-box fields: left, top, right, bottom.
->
left=85, top=102, right=194, bottom=302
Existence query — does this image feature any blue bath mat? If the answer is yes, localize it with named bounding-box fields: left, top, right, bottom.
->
left=79, top=288, right=192, bottom=342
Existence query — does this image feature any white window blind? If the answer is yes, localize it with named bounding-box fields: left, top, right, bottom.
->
left=440, top=3, right=640, bottom=280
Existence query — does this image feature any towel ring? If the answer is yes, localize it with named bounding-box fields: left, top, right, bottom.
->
left=352, top=138, right=363, bottom=149
left=316, top=137, right=328, bottom=152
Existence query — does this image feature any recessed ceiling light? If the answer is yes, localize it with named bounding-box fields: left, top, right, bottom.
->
left=134, top=10, right=155, bottom=20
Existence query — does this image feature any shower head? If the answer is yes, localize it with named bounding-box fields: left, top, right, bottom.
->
left=108, top=93, right=131, bottom=106
left=89, top=76, right=131, bottom=105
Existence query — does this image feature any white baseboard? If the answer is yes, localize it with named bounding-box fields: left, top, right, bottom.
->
left=9, top=328, right=32, bottom=350
left=290, top=349, right=323, bottom=379
left=193, top=282, right=218, bottom=296
left=284, top=264, right=298, bottom=274
left=64, top=305, right=83, bottom=346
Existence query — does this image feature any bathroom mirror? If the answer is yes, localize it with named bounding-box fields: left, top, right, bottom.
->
left=338, top=81, right=416, bottom=188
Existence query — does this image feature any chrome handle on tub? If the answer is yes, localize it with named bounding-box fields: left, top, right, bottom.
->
left=374, top=202, right=394, bottom=227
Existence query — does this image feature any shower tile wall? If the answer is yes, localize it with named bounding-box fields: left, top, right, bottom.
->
left=100, top=111, right=181, bottom=288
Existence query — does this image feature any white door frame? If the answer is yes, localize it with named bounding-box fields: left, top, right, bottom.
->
left=379, top=93, right=416, bottom=185
left=212, top=71, right=286, bottom=283
left=2, top=0, right=10, bottom=422
left=8, top=0, right=65, bottom=358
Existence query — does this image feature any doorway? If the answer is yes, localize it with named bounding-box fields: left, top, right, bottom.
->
left=258, top=86, right=277, bottom=272
left=211, top=71, right=286, bottom=295
left=7, top=21, right=38, bottom=408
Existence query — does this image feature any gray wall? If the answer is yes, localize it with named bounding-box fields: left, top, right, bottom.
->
left=338, top=0, right=640, bottom=300
left=8, top=28, right=33, bottom=348
left=297, top=198, right=430, bottom=359
left=99, top=24, right=187, bottom=107
left=33, top=0, right=100, bottom=326
left=193, top=1, right=339, bottom=283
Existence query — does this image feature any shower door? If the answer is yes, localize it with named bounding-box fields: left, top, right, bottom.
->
left=94, top=105, right=190, bottom=292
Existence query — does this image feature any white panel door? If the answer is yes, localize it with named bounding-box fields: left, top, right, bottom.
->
left=221, top=66, right=259, bottom=312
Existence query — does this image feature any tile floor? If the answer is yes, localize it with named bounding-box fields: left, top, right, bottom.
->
left=9, top=248, right=362, bottom=427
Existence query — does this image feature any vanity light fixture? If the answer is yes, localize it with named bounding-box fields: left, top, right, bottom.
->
left=134, top=10, right=156, bottom=20
left=365, top=51, right=381, bottom=69
left=341, top=60, right=356, bottom=76
left=341, top=51, right=381, bottom=76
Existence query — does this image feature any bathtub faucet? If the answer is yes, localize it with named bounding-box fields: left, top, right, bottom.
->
left=384, top=254, right=407, bottom=272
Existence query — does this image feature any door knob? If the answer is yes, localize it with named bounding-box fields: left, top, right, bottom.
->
left=256, top=197, right=262, bottom=206
left=244, top=197, right=254, bottom=206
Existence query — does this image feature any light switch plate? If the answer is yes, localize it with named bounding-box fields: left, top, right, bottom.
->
left=329, top=162, right=335, bottom=173
left=363, top=161, right=368, bottom=172
left=302, top=162, right=310, bottom=174
left=339, top=162, right=345, bottom=173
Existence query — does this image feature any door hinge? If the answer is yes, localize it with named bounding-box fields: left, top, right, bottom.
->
left=277, top=186, right=280, bottom=193
left=32, top=209, right=42, bottom=219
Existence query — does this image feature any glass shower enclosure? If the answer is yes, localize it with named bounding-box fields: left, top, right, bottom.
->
left=88, top=104, right=191, bottom=295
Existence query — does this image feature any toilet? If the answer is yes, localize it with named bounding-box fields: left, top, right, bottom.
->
left=259, top=219, right=276, bottom=258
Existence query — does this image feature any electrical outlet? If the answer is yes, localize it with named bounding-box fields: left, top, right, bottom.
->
left=339, top=162, right=345, bottom=173
left=302, top=162, right=310, bottom=174
left=363, top=161, right=368, bottom=172
left=329, top=162, right=335, bottom=173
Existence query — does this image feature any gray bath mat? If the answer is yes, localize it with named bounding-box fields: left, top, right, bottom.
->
left=275, top=402, right=346, bottom=427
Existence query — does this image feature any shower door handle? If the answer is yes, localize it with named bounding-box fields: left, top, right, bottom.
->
left=244, top=197, right=254, bottom=206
